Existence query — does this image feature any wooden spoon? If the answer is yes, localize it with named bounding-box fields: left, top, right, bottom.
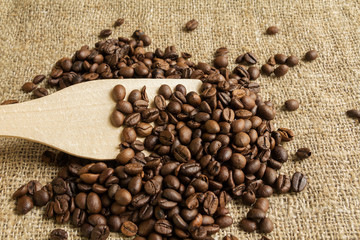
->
left=0, top=79, right=202, bottom=160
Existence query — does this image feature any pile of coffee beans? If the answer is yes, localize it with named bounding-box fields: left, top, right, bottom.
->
left=12, top=28, right=315, bottom=239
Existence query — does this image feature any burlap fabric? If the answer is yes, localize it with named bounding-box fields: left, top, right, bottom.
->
left=0, top=0, right=359, bottom=239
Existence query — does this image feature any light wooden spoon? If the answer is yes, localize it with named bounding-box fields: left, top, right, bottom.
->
left=0, top=79, right=202, bottom=160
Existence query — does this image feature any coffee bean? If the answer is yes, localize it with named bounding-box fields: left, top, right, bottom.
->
left=174, top=145, right=191, bottom=163
left=346, top=109, right=360, bottom=119
left=115, top=189, right=132, bottom=205
left=223, top=235, right=239, bottom=240
left=286, top=55, right=299, bottom=67
left=263, top=167, right=277, bottom=185
left=253, top=198, right=269, bottom=213
left=257, top=104, right=275, bottom=120
left=296, top=147, right=311, bottom=159
left=285, top=99, right=299, bottom=111
left=91, top=224, right=110, bottom=240
left=247, top=208, right=266, bottom=220
left=186, top=19, right=198, bottom=31
left=274, top=54, right=287, bottom=64
left=242, top=190, right=256, bottom=205
left=275, top=174, right=291, bottom=193
left=291, top=172, right=307, bottom=192
left=33, top=87, right=48, bottom=98
left=215, top=215, right=233, bottom=228
left=257, top=184, right=273, bottom=198
left=155, top=219, right=173, bottom=235
left=99, top=29, right=112, bottom=38
left=50, top=229, right=68, bottom=240
left=17, top=195, right=33, bottom=214
left=121, top=220, right=138, bottom=236
left=32, top=75, right=46, bottom=84
left=87, top=192, right=102, bottom=214
left=277, top=127, right=294, bottom=141
left=203, top=191, right=218, bottom=215
left=214, top=55, right=228, bottom=68
left=113, top=84, right=126, bottom=101
left=33, top=189, right=50, bottom=206
left=266, top=26, right=279, bottom=35
left=12, top=184, right=28, bottom=199
left=158, top=85, right=172, bottom=99
left=122, top=127, right=137, bottom=143
left=244, top=52, right=257, bottom=65
left=305, top=50, right=318, bottom=61
left=261, top=64, right=274, bottom=76
left=274, top=65, right=289, bottom=77
left=114, top=18, right=125, bottom=27
left=259, top=217, right=274, bottom=233
left=248, top=66, right=260, bottom=80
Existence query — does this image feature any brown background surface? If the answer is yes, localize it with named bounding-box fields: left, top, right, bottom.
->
left=0, top=0, right=359, bottom=239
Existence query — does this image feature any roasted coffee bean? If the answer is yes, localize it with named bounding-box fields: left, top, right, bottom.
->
left=17, top=195, right=33, bottom=214
left=99, top=29, right=112, bottom=38
left=346, top=109, right=360, bottom=119
left=248, top=66, right=260, bottom=80
left=274, top=54, right=287, bottom=64
left=12, top=184, right=28, bottom=199
left=239, top=218, right=257, bottom=232
left=305, top=50, right=318, bottom=61
left=121, top=220, right=138, bottom=236
left=278, top=127, right=294, bottom=141
left=115, top=188, right=132, bottom=205
left=50, top=229, right=68, bottom=240
left=285, top=99, right=299, bottom=111
left=122, top=127, right=137, bottom=143
left=257, top=104, right=275, bottom=120
left=296, top=147, right=311, bottom=159
left=291, top=172, right=307, bottom=192
left=274, top=65, right=289, bottom=77
left=261, top=64, right=274, bottom=76
left=72, top=208, right=86, bottom=226
left=266, top=26, right=279, bottom=35
left=32, top=74, right=46, bottom=84
left=259, top=217, right=274, bottom=233
left=116, top=148, right=135, bottom=165
left=22, top=82, right=37, bottom=92
left=244, top=52, right=257, bottom=65
left=247, top=208, right=266, bottom=221
left=263, top=167, right=277, bottom=185
left=215, top=215, right=233, bottom=228
left=272, top=146, right=288, bottom=163
left=113, top=84, right=126, bottom=101
left=257, top=184, right=273, bottom=198
left=242, top=190, right=256, bottom=205
left=155, top=219, right=173, bottom=235
left=154, top=95, right=166, bottom=111
left=253, top=198, right=269, bottom=213
left=223, top=235, right=239, bottom=240
left=1, top=99, right=18, bottom=105
left=33, top=189, right=50, bottom=207
left=117, top=100, right=133, bottom=114
left=114, top=18, right=125, bottom=27
left=275, top=174, right=291, bottom=193
left=52, top=177, right=67, bottom=194
left=214, top=55, right=228, bottom=68
left=81, top=223, right=94, bottom=238
left=87, top=192, right=102, bottom=214
left=186, top=19, right=198, bottom=31
left=174, top=145, right=191, bottom=163
left=33, top=87, right=48, bottom=98
left=91, top=224, right=110, bottom=240
left=158, top=84, right=172, bottom=99
left=286, top=55, right=299, bottom=67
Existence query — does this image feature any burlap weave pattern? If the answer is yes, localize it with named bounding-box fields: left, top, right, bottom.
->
left=0, top=0, right=359, bottom=239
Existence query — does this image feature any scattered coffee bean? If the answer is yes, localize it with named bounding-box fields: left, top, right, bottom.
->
left=266, top=26, right=279, bottom=35
left=274, top=54, right=287, bottom=64
left=240, top=218, right=257, bottom=232
left=33, top=87, right=48, bottom=98
left=291, top=172, right=307, bottom=192
left=248, top=66, right=260, bottom=80
left=114, top=18, right=125, bottom=27
left=186, top=19, right=198, bottom=31
left=305, top=50, right=318, bottom=61
left=99, top=29, right=112, bottom=38
left=286, top=55, right=299, bottom=67
left=346, top=109, right=360, bottom=119
left=32, top=74, right=46, bottom=84
left=17, top=195, right=33, bottom=214
left=274, top=65, right=289, bottom=77
left=261, top=64, right=274, bottom=76
left=1, top=99, right=18, bottom=105
left=50, top=229, right=68, bottom=240
left=296, top=148, right=311, bottom=159
left=259, top=217, right=274, bottom=233
left=244, top=52, right=257, bottom=65
left=22, top=82, right=37, bottom=92
left=285, top=99, right=299, bottom=111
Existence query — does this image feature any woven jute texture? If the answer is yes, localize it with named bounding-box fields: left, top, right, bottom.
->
left=0, top=0, right=359, bottom=239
